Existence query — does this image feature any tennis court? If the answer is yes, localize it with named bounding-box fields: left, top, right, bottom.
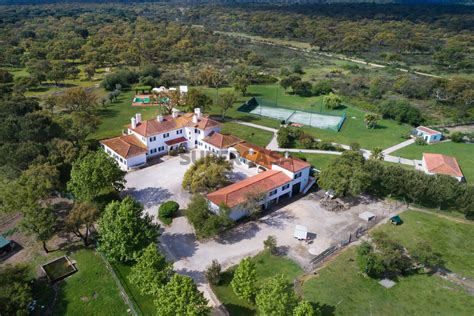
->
left=239, top=97, right=346, bottom=131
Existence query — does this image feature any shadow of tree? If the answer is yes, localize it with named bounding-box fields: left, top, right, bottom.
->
left=215, top=222, right=261, bottom=245
left=159, top=232, right=198, bottom=260
left=122, top=187, right=172, bottom=209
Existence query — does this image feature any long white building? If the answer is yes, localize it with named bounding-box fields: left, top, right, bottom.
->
left=100, top=108, right=221, bottom=170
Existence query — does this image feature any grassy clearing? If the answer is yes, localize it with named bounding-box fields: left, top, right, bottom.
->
left=221, top=122, right=273, bottom=147
left=302, top=210, right=474, bottom=316
left=376, top=210, right=474, bottom=279
left=212, top=251, right=303, bottom=316
left=112, top=263, right=156, bottom=316
left=91, top=90, right=161, bottom=140
left=392, top=141, right=474, bottom=182
left=302, top=247, right=474, bottom=316
left=204, top=84, right=411, bottom=149
left=48, top=249, right=129, bottom=315
left=292, top=153, right=339, bottom=170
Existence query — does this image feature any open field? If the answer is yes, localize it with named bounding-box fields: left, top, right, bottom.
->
left=392, top=141, right=474, bottom=182
left=211, top=251, right=303, bottom=316
left=302, top=247, right=474, bottom=316
left=292, top=153, right=339, bottom=171
left=51, top=250, right=129, bottom=315
left=376, top=210, right=474, bottom=279
left=204, top=84, right=412, bottom=149
left=302, top=210, right=474, bottom=316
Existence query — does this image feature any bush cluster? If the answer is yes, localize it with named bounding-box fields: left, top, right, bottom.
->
left=158, top=201, right=179, bottom=225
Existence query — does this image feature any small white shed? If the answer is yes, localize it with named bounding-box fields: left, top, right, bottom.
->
left=294, top=225, right=308, bottom=240
left=359, top=211, right=376, bottom=221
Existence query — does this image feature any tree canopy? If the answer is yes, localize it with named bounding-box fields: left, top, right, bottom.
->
left=98, top=197, right=159, bottom=262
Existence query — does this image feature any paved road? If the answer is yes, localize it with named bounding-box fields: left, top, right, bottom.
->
left=382, top=138, right=415, bottom=155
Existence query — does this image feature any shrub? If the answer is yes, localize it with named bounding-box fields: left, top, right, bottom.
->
left=415, top=137, right=427, bottom=146
left=159, top=201, right=179, bottom=225
left=263, top=235, right=278, bottom=255
left=186, top=195, right=232, bottom=238
left=450, top=132, right=465, bottom=143
left=101, top=69, right=139, bottom=91
left=205, top=259, right=222, bottom=285
left=378, top=100, right=422, bottom=126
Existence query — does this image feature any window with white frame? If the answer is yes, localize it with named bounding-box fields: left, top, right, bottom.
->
left=177, top=129, right=183, bottom=134
left=294, top=172, right=302, bottom=179
left=163, top=133, right=170, bottom=138
left=282, top=184, right=290, bottom=190
left=269, top=189, right=277, bottom=196
left=149, top=136, right=156, bottom=142
left=158, top=146, right=165, bottom=151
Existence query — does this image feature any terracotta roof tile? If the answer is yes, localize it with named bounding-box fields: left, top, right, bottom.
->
left=202, top=132, right=243, bottom=149
left=165, top=136, right=188, bottom=146
left=423, top=153, right=463, bottom=178
left=128, top=113, right=220, bottom=137
left=206, top=170, right=292, bottom=208
left=100, top=134, right=147, bottom=159
left=233, top=142, right=310, bottom=172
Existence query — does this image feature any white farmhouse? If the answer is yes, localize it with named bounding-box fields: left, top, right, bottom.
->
left=100, top=108, right=221, bottom=170
left=206, top=142, right=314, bottom=220
left=414, top=126, right=442, bottom=144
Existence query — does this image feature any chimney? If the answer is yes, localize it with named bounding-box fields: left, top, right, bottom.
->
left=172, top=109, right=179, bottom=118
left=285, top=151, right=289, bottom=159
left=131, top=117, right=137, bottom=129
left=157, top=115, right=163, bottom=122
left=135, top=113, right=142, bottom=123
left=192, top=114, right=198, bottom=124
left=249, top=148, right=254, bottom=155
left=194, top=108, right=201, bottom=118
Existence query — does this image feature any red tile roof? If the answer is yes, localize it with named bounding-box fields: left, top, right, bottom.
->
left=423, top=153, right=463, bottom=178
left=165, top=136, right=188, bottom=146
left=206, top=170, right=292, bottom=208
left=128, top=113, right=220, bottom=137
left=233, top=142, right=310, bottom=172
left=275, top=157, right=311, bottom=173
left=417, top=126, right=441, bottom=136
left=100, top=134, right=147, bottom=159
left=202, top=132, right=243, bottom=149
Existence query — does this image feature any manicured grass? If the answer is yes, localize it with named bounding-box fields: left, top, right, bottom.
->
left=302, top=210, right=474, bottom=315
left=112, top=262, right=156, bottom=316
left=221, top=122, right=273, bottom=147
left=392, top=141, right=474, bottom=182
left=52, top=249, right=129, bottom=315
left=292, top=153, right=340, bottom=171
left=204, top=84, right=412, bottom=149
left=375, top=210, right=474, bottom=279
left=212, top=251, right=303, bottom=315
left=91, top=90, right=161, bottom=140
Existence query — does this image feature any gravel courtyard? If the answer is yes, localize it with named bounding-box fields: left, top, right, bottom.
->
left=123, top=151, right=405, bottom=308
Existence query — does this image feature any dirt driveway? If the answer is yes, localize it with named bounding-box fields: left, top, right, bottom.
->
left=159, top=193, right=404, bottom=308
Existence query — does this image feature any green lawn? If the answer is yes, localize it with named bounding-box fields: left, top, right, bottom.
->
left=376, top=210, right=474, bottom=279
left=221, top=122, right=273, bottom=147
left=112, top=262, right=156, bottom=316
left=302, top=210, right=474, bottom=316
left=292, top=153, right=339, bottom=171
left=212, top=251, right=303, bottom=315
left=51, top=249, right=129, bottom=315
left=392, top=141, right=474, bottom=182
left=204, top=84, right=411, bottom=149
left=91, top=90, right=161, bottom=140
